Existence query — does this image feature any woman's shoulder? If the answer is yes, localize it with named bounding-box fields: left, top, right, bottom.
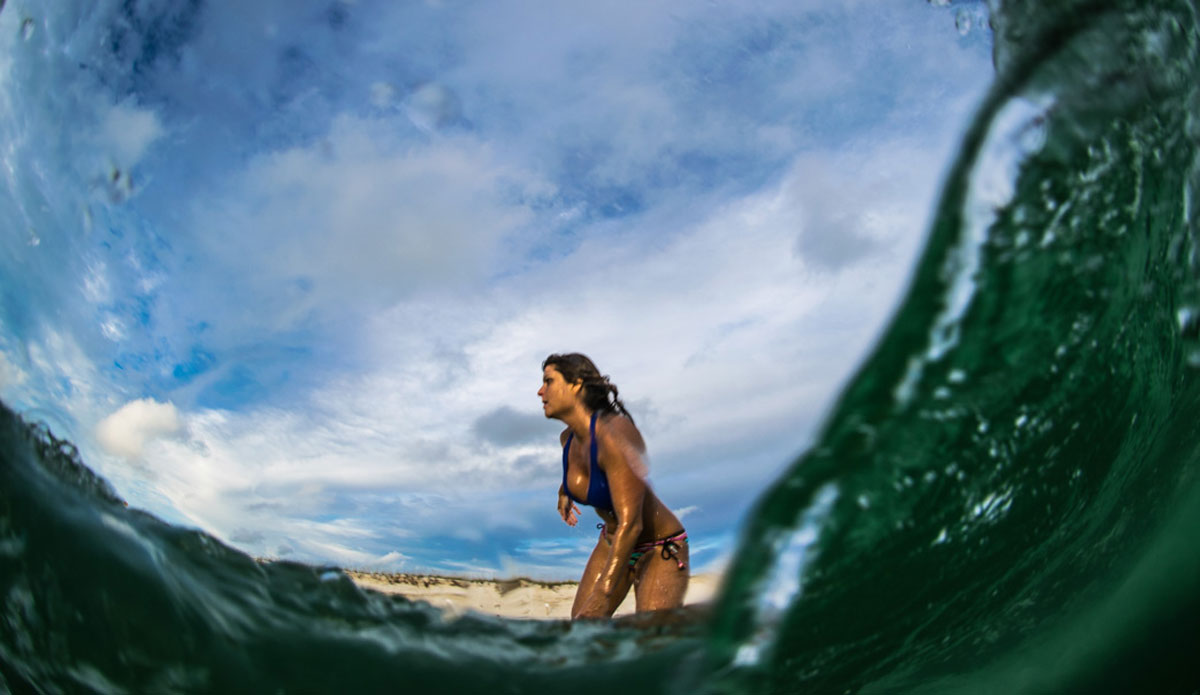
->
left=595, top=413, right=649, bottom=477
left=597, top=412, right=645, bottom=451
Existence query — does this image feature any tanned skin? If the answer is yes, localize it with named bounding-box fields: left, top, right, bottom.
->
left=539, top=365, right=689, bottom=619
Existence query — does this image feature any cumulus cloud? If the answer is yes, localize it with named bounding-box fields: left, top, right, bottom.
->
left=174, top=115, right=548, bottom=347
left=95, top=398, right=183, bottom=460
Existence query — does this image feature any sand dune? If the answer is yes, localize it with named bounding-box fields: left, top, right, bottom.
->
left=345, top=570, right=721, bottom=620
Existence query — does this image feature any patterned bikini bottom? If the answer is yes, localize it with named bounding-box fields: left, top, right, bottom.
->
left=598, top=524, right=688, bottom=571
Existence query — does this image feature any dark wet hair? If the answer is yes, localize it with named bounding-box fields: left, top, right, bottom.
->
left=542, top=353, right=634, bottom=422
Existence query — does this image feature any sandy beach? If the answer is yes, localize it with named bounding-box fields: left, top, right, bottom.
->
left=346, top=570, right=721, bottom=620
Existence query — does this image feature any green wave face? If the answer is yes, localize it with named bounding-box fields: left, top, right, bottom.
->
left=709, top=0, right=1200, bottom=692
left=2, top=1, right=1200, bottom=694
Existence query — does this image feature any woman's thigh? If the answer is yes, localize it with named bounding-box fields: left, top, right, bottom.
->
left=572, top=534, right=634, bottom=618
left=633, top=542, right=689, bottom=612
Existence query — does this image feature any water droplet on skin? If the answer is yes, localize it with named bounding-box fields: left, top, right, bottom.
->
left=955, top=9, right=972, bottom=35
left=20, top=17, right=34, bottom=40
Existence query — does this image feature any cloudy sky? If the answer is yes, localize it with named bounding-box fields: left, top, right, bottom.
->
left=0, top=0, right=993, bottom=578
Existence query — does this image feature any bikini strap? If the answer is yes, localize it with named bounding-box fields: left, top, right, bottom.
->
left=562, top=432, right=576, bottom=504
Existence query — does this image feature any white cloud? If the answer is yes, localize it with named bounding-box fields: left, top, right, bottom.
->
left=95, top=398, right=182, bottom=460
left=24, top=328, right=107, bottom=427
left=81, top=261, right=112, bottom=304
left=176, top=115, right=548, bottom=344
left=99, top=315, right=127, bottom=342
left=522, top=546, right=576, bottom=558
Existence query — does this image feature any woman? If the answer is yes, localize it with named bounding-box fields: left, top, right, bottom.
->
left=537, top=353, right=689, bottom=619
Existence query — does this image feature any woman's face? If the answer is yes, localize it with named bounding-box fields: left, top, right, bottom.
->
left=538, top=365, right=580, bottom=419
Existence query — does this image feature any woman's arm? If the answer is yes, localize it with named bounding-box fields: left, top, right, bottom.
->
left=580, top=427, right=646, bottom=614
left=556, top=429, right=580, bottom=526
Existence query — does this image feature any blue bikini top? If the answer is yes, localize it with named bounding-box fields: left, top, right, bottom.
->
left=562, top=411, right=613, bottom=511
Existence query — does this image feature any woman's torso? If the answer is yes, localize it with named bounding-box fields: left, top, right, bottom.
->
left=562, top=413, right=683, bottom=543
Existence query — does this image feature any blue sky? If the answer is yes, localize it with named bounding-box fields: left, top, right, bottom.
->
left=0, top=0, right=992, bottom=578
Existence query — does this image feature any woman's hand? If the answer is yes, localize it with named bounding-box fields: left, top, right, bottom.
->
left=558, top=491, right=580, bottom=526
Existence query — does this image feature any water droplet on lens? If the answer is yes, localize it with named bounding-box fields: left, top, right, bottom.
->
left=105, top=167, right=133, bottom=203
left=955, top=8, right=972, bottom=35
left=1177, top=306, right=1200, bottom=339
left=370, top=81, right=397, bottom=109
left=928, top=0, right=951, bottom=6
left=404, top=82, right=462, bottom=132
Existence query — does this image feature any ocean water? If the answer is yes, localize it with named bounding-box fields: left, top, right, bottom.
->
left=3, top=0, right=1200, bottom=693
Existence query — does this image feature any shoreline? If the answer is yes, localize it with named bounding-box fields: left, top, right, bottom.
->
left=344, top=569, right=721, bottom=620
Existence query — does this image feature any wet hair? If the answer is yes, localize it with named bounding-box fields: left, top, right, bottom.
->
left=542, top=353, right=634, bottom=422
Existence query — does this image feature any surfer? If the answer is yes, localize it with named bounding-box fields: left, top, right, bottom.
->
left=538, top=353, right=689, bottom=619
